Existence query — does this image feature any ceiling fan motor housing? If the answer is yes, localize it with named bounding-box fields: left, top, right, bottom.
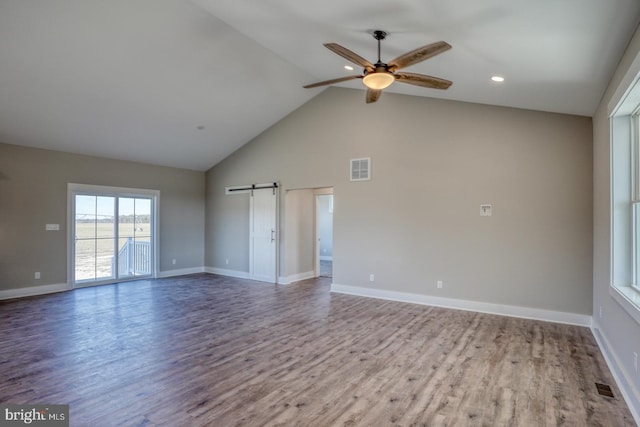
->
left=373, top=30, right=388, bottom=41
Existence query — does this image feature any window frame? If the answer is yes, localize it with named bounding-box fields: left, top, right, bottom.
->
left=633, top=112, right=640, bottom=293
left=610, top=83, right=640, bottom=326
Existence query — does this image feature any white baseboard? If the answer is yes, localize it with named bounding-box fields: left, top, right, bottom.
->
left=320, top=256, right=333, bottom=262
left=278, top=270, right=315, bottom=285
left=206, top=267, right=286, bottom=284
left=0, top=267, right=207, bottom=299
left=157, top=267, right=205, bottom=278
left=205, top=267, right=252, bottom=280
left=330, top=284, right=592, bottom=327
left=0, top=282, right=71, bottom=300
left=591, top=322, right=640, bottom=425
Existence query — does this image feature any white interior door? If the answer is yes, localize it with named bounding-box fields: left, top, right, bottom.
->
left=250, top=188, right=277, bottom=283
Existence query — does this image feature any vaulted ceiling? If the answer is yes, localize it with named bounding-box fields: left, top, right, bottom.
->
left=1, top=1, right=639, bottom=171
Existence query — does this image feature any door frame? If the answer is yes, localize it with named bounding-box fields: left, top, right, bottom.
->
left=67, top=183, right=160, bottom=288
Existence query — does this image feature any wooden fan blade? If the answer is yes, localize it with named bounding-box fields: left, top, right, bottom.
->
left=366, top=89, right=381, bottom=104
left=388, top=41, right=451, bottom=71
left=394, top=72, right=452, bottom=89
left=324, top=43, right=375, bottom=71
left=303, top=75, right=362, bottom=89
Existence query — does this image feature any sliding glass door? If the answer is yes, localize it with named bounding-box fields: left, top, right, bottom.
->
left=74, top=195, right=117, bottom=282
left=117, top=197, right=152, bottom=279
left=70, top=184, right=157, bottom=286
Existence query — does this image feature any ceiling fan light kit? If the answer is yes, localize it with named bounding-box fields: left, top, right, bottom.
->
left=304, top=30, right=452, bottom=103
left=362, top=71, right=394, bottom=90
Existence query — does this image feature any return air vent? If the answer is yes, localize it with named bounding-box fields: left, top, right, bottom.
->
left=350, top=158, right=371, bottom=182
left=595, top=382, right=614, bottom=398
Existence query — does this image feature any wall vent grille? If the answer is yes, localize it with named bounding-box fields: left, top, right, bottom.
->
left=595, top=383, right=614, bottom=398
left=350, top=158, right=371, bottom=181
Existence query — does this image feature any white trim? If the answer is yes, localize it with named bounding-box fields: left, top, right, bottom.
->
left=319, top=256, right=333, bottom=261
left=608, top=57, right=640, bottom=116
left=206, top=267, right=252, bottom=280
left=313, top=188, right=334, bottom=196
left=0, top=283, right=71, bottom=300
left=609, top=94, right=640, bottom=326
left=610, top=285, right=640, bottom=326
left=330, top=284, right=592, bottom=326
left=278, top=270, right=315, bottom=285
left=591, top=322, right=640, bottom=425
left=68, top=183, right=160, bottom=197
left=157, top=267, right=205, bottom=278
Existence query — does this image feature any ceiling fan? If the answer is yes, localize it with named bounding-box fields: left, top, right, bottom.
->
left=304, top=30, right=452, bottom=104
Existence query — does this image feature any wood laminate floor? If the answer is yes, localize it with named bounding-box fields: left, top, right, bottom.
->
left=0, top=274, right=635, bottom=426
left=320, top=260, right=333, bottom=278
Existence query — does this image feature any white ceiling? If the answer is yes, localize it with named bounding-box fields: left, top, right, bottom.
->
left=0, top=1, right=639, bottom=171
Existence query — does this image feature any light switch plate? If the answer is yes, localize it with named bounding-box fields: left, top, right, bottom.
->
left=45, top=224, right=60, bottom=231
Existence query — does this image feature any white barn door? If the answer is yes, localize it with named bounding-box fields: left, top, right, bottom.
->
left=250, top=188, right=277, bottom=283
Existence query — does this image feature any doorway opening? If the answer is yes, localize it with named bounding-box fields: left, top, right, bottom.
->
left=281, top=187, right=333, bottom=284
left=316, top=193, right=334, bottom=278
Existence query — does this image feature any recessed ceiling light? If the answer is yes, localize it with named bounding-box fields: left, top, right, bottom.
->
left=491, top=75, right=505, bottom=82
left=344, top=65, right=354, bottom=71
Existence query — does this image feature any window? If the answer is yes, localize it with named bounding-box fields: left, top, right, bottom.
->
left=611, top=78, right=640, bottom=325
left=68, top=184, right=159, bottom=287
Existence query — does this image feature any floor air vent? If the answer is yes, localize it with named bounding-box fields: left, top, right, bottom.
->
left=595, top=383, right=614, bottom=398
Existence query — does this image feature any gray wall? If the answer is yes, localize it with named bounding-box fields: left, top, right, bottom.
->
left=0, top=142, right=205, bottom=290
left=205, top=87, right=593, bottom=315
left=282, top=189, right=315, bottom=277
left=593, top=24, right=640, bottom=414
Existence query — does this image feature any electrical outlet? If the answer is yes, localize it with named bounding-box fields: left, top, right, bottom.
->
left=225, top=258, right=229, bottom=265
left=172, top=259, right=176, bottom=265
left=369, top=274, right=375, bottom=282
left=35, top=272, right=40, bottom=280
left=437, top=280, right=443, bottom=289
